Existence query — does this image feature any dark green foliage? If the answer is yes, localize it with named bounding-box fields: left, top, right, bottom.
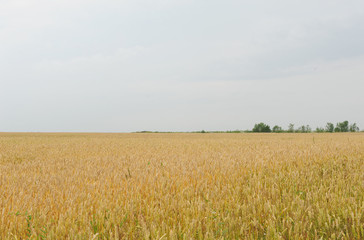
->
left=325, top=123, right=334, bottom=132
left=287, top=123, right=295, bottom=133
left=315, top=127, right=325, bottom=133
left=335, top=121, right=349, bottom=132
left=296, top=125, right=312, bottom=133
left=349, top=123, right=359, bottom=132
left=252, top=122, right=271, bottom=132
left=272, top=125, right=283, bottom=133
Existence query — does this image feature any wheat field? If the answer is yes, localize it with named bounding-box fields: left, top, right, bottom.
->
left=0, top=133, right=363, bottom=239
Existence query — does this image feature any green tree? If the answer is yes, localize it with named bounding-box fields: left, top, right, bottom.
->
left=287, top=123, right=295, bottom=133
left=335, top=121, right=349, bottom=132
left=272, top=125, right=283, bottom=133
left=296, top=125, right=311, bottom=133
left=315, top=127, right=325, bottom=133
left=349, top=123, right=359, bottom=132
left=252, top=123, right=271, bottom=132
left=325, top=122, right=334, bottom=132
left=306, top=125, right=312, bottom=133
left=296, top=125, right=306, bottom=133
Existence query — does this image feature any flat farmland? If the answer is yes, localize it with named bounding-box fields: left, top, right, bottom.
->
left=0, top=133, right=363, bottom=239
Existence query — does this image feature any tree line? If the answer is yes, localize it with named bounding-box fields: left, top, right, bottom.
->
left=252, top=121, right=360, bottom=133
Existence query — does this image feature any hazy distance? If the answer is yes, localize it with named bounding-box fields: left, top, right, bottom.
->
left=1, top=0, right=363, bottom=132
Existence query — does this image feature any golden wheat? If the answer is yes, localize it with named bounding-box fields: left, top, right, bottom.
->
left=0, top=133, right=363, bottom=239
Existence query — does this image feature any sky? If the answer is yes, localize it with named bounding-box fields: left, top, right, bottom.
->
left=1, top=0, right=363, bottom=132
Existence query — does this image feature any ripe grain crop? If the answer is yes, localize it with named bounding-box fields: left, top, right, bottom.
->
left=0, top=133, right=363, bottom=239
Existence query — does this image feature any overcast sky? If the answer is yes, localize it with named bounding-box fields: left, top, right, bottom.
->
left=1, top=0, right=363, bottom=132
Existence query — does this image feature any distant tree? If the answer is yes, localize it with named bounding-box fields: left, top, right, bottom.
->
left=325, top=122, right=334, bottom=132
left=287, top=123, right=295, bottom=133
left=341, top=121, right=349, bottom=132
left=296, top=125, right=306, bottom=133
left=252, top=122, right=271, bottom=132
left=306, top=125, right=312, bottom=133
left=335, top=121, right=349, bottom=132
left=272, top=125, right=283, bottom=133
left=349, top=123, right=359, bottom=132
left=296, top=125, right=311, bottom=133
left=315, top=127, right=325, bottom=133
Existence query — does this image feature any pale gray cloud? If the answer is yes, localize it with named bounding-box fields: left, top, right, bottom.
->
left=1, top=0, right=363, bottom=132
